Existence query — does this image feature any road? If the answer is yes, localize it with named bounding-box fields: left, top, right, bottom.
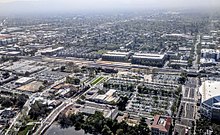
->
left=174, top=34, right=200, bottom=134
left=174, top=77, right=198, bottom=135
left=4, top=74, right=69, bottom=135
left=33, top=82, right=95, bottom=135
left=193, top=35, right=201, bottom=69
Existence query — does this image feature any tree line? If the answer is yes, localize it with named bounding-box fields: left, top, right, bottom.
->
left=58, top=111, right=150, bottom=135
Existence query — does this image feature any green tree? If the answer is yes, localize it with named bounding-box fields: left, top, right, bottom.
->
left=1, top=98, right=13, bottom=108
left=117, top=96, right=129, bottom=111
left=116, top=129, right=124, bottom=135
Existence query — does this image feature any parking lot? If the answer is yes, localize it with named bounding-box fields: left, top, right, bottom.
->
left=31, top=69, right=70, bottom=83
left=152, top=74, right=180, bottom=84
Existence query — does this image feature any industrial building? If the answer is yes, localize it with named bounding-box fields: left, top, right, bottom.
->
left=131, top=53, right=166, bottom=67
left=199, top=80, right=220, bottom=121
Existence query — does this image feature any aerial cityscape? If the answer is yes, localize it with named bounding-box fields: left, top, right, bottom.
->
left=0, top=0, right=220, bottom=135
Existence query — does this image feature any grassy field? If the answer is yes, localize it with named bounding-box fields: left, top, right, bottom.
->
left=91, top=76, right=104, bottom=86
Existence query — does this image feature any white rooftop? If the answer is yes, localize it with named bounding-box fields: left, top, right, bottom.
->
left=201, top=49, right=219, bottom=53
left=105, top=89, right=116, bottom=96
left=202, top=35, right=213, bottom=40
left=199, top=80, right=220, bottom=103
left=103, top=54, right=127, bottom=57
left=103, top=51, right=130, bottom=57
left=133, top=53, right=165, bottom=59
left=107, top=51, right=130, bottom=55
left=40, top=47, right=64, bottom=53
left=15, top=77, right=33, bottom=84
left=200, top=58, right=216, bottom=64
left=162, top=33, right=192, bottom=39
left=95, top=95, right=107, bottom=101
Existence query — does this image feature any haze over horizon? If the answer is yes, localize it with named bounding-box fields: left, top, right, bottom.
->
left=0, top=0, right=220, bottom=15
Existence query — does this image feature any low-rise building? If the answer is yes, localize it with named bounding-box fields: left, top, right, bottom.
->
left=151, top=115, right=172, bottom=135
left=201, top=49, right=220, bottom=61
left=200, top=58, right=216, bottom=67
left=39, top=47, right=64, bottom=56
left=131, top=53, right=166, bottom=67
left=15, top=77, right=34, bottom=85
left=90, top=89, right=118, bottom=104
left=0, top=34, right=18, bottom=45
left=102, top=51, right=130, bottom=62
left=169, top=60, right=188, bottom=69
left=202, top=35, right=213, bottom=42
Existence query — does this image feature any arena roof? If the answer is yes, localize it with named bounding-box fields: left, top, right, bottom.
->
left=199, top=80, right=220, bottom=103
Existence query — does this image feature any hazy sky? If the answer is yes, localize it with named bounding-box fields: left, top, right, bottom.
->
left=0, top=0, right=220, bottom=15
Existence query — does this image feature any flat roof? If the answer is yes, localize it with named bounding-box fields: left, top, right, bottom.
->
left=0, top=34, right=12, bottom=39
left=103, top=54, right=127, bottom=57
left=40, top=47, right=64, bottom=53
left=105, top=89, right=116, bottom=96
left=199, top=80, right=220, bottom=103
left=200, top=58, right=216, bottom=64
left=133, top=53, right=165, bottom=59
left=162, top=33, right=192, bottom=39
left=15, top=77, right=33, bottom=84
left=202, top=35, right=213, bottom=39
left=103, top=51, right=130, bottom=57
left=106, top=51, right=130, bottom=55
left=95, top=95, right=107, bottom=100
left=201, top=49, right=219, bottom=53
